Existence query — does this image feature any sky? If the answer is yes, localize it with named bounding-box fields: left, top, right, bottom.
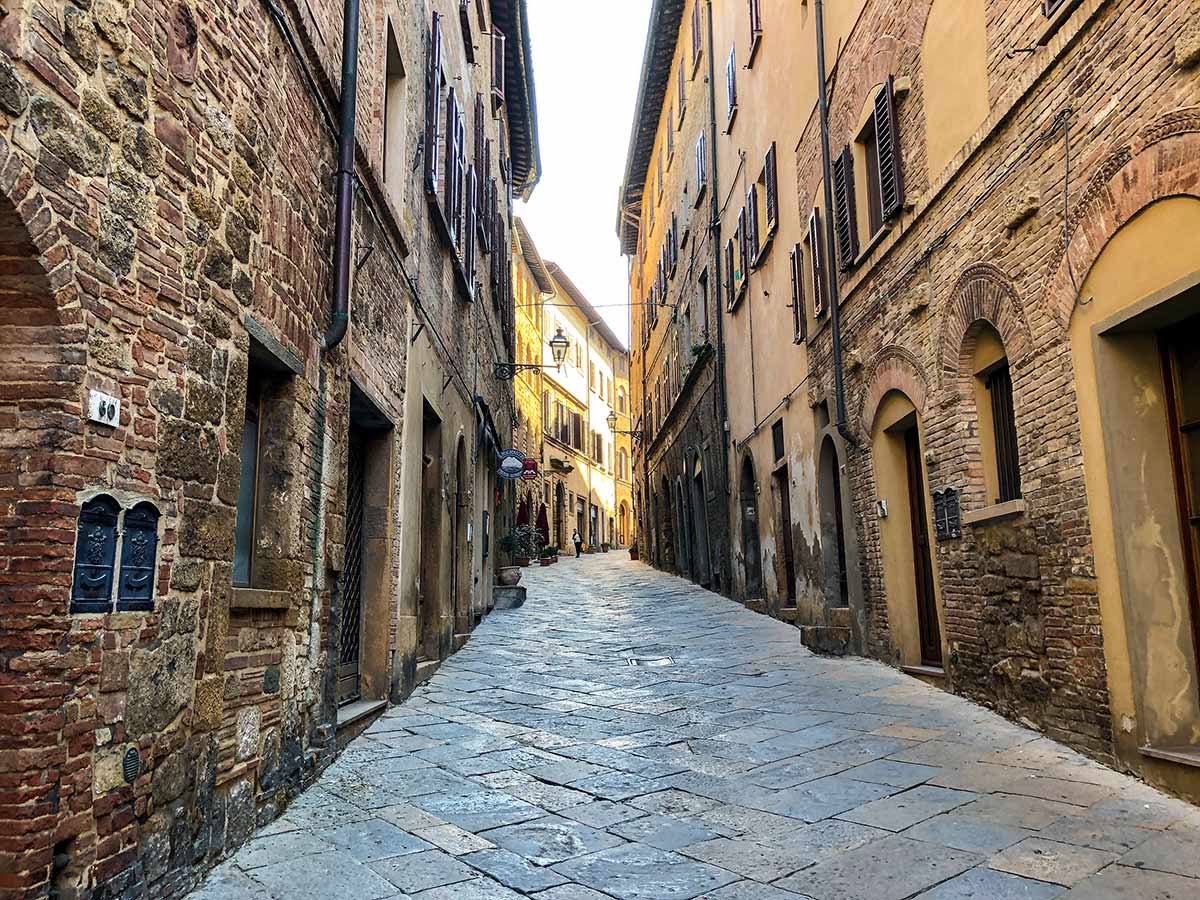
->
left=514, top=0, right=652, bottom=350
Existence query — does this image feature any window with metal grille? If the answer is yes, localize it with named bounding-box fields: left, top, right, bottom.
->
left=987, top=363, right=1022, bottom=502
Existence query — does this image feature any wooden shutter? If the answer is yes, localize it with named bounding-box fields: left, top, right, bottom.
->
left=735, top=207, right=747, bottom=297
left=464, top=166, right=477, bottom=296
left=425, top=13, right=443, bottom=194
left=874, top=76, right=905, bottom=221
left=724, top=238, right=735, bottom=309
left=808, top=208, right=826, bottom=316
left=790, top=244, right=805, bottom=342
left=764, top=142, right=778, bottom=235
left=444, top=89, right=460, bottom=245
left=692, top=2, right=702, bottom=68
left=831, top=144, right=859, bottom=270
left=726, top=49, right=737, bottom=122
left=745, top=186, right=759, bottom=267
left=678, top=60, right=686, bottom=127
left=695, top=133, right=707, bottom=199
left=749, top=0, right=762, bottom=60
left=492, top=26, right=506, bottom=106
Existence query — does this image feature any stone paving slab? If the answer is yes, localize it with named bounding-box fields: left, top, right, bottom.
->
left=190, top=557, right=1200, bottom=900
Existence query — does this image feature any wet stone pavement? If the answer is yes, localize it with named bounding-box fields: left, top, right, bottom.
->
left=193, top=556, right=1200, bottom=900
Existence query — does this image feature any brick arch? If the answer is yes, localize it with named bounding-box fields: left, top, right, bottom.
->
left=939, top=264, right=1031, bottom=392
left=858, top=346, right=929, bottom=437
left=1045, top=127, right=1200, bottom=331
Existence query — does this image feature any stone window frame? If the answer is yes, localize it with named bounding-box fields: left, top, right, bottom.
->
left=231, top=317, right=306, bottom=606
left=70, top=492, right=163, bottom=615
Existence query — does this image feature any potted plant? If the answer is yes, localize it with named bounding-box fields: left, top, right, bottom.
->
left=630, top=542, right=640, bottom=561
left=500, top=525, right=541, bottom=568
left=601, top=542, right=611, bottom=552
left=539, top=546, right=555, bottom=567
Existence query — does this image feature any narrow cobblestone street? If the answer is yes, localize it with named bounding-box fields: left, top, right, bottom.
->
left=193, top=558, right=1200, bottom=900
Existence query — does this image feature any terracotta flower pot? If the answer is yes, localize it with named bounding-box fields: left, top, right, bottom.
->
left=539, top=558, right=552, bottom=567
left=629, top=547, right=640, bottom=561
left=515, top=556, right=531, bottom=567
left=497, top=566, right=522, bottom=586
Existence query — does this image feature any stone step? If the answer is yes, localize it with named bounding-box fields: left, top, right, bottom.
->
left=800, top=625, right=851, bottom=656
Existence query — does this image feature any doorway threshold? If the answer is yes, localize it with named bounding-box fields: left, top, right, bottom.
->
left=1140, top=745, right=1200, bottom=769
left=336, top=698, right=386, bottom=731
left=902, top=664, right=946, bottom=685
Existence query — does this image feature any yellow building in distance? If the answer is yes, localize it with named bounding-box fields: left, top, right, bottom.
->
left=511, top=219, right=632, bottom=555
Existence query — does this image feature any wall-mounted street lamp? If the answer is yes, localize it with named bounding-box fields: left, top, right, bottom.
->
left=607, top=409, right=643, bottom=444
left=495, top=328, right=571, bottom=381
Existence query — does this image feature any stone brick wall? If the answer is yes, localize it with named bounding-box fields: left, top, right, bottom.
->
left=794, top=0, right=1200, bottom=763
left=0, top=0, right=525, bottom=895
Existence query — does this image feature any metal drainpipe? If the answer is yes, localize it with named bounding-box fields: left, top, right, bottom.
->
left=321, top=0, right=361, bottom=352
left=704, top=0, right=731, bottom=497
left=814, top=0, right=855, bottom=447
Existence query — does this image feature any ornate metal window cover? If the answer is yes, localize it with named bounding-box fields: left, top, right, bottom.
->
left=71, top=495, right=162, bottom=614
left=933, top=487, right=962, bottom=542
left=117, top=502, right=160, bottom=612
left=71, top=495, right=121, bottom=613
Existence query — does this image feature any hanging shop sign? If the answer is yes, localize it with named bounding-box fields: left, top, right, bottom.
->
left=498, top=450, right=526, bottom=480
left=521, top=459, right=539, bottom=481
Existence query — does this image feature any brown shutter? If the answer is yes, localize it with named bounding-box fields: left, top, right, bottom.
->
left=749, top=0, right=762, bottom=57
left=831, top=144, right=859, bottom=270
left=444, top=89, right=459, bottom=244
left=875, top=75, right=905, bottom=221
left=692, top=2, right=702, bottom=68
left=764, top=142, right=778, bottom=234
left=746, top=186, right=759, bottom=267
left=492, top=27, right=506, bottom=107
left=425, top=13, right=444, bottom=194
left=678, top=59, right=686, bottom=127
left=808, top=208, right=826, bottom=316
left=695, top=133, right=707, bottom=199
left=724, top=238, right=735, bottom=309
left=790, top=244, right=805, bottom=343
left=464, top=166, right=477, bottom=296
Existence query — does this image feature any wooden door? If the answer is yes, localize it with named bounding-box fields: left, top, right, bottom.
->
left=338, top=426, right=366, bottom=704
left=775, top=467, right=797, bottom=603
left=905, top=426, right=942, bottom=667
left=1163, top=316, right=1200, bottom=672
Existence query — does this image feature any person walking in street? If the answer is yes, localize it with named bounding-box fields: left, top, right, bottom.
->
left=572, top=530, right=583, bottom=558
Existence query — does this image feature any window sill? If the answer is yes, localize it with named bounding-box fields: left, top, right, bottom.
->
left=1140, top=745, right=1200, bottom=769
left=231, top=587, right=291, bottom=611
left=854, top=224, right=893, bottom=267
left=1037, top=0, right=1085, bottom=46
left=963, top=498, right=1026, bottom=527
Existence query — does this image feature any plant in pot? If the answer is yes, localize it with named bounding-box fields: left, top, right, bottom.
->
left=539, top=545, right=555, bottom=567
left=629, top=541, right=641, bottom=561
left=500, top=525, right=541, bottom=568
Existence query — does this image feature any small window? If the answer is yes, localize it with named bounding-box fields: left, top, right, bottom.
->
left=383, top=25, right=407, bottom=205
left=849, top=77, right=905, bottom=254
left=806, top=207, right=828, bottom=317
left=695, top=133, right=708, bottom=204
left=491, top=26, right=506, bottom=107
left=789, top=243, right=805, bottom=343
left=233, top=368, right=264, bottom=587
left=971, top=326, right=1022, bottom=504
left=725, top=48, right=738, bottom=130
left=677, top=59, right=686, bottom=128
left=1044, top=0, right=1072, bottom=16
left=691, top=2, right=703, bottom=73
left=748, top=0, right=762, bottom=65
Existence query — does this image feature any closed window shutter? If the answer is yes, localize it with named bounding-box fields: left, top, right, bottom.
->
left=746, top=186, right=759, bottom=266
left=492, top=27, right=506, bottom=106
left=425, top=13, right=443, bottom=194
left=790, top=244, right=805, bottom=342
left=808, top=208, right=826, bottom=316
left=765, top=142, right=778, bottom=234
left=874, top=75, right=905, bottom=221
left=692, top=2, right=702, bottom=68
left=749, top=0, right=762, bottom=55
left=464, top=166, right=477, bottom=295
left=455, top=107, right=466, bottom=241
left=724, top=238, right=735, bottom=309
left=831, top=144, right=859, bottom=270
left=444, top=90, right=459, bottom=244
left=737, top=207, right=748, bottom=283
left=695, top=133, right=707, bottom=199
left=678, top=60, right=686, bottom=126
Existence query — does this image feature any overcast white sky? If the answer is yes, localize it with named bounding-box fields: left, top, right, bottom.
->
left=514, top=0, right=652, bottom=350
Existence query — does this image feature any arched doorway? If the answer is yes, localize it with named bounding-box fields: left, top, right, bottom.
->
left=872, top=390, right=942, bottom=668
left=818, top=436, right=850, bottom=610
left=690, top=455, right=711, bottom=587
left=0, top=190, right=85, bottom=896
left=452, top=437, right=469, bottom=636
left=674, top=478, right=691, bottom=576
left=554, top=481, right=566, bottom=549
left=418, top=402, right=443, bottom=661
left=739, top=455, right=764, bottom=600
left=657, top=474, right=675, bottom=570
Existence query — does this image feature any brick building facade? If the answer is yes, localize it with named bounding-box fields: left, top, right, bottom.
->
left=624, top=0, right=1200, bottom=803
left=0, top=0, right=537, bottom=894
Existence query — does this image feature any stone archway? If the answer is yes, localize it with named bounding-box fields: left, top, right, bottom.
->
left=0, top=181, right=89, bottom=893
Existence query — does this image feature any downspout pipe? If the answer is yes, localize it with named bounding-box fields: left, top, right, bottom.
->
left=321, top=0, right=361, bottom=352
left=705, top=0, right=731, bottom=494
left=813, top=0, right=855, bottom=447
